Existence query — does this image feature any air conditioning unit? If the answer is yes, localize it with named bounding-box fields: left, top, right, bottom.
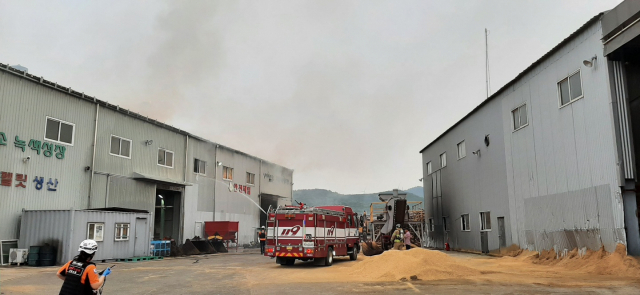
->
left=9, top=248, right=28, bottom=265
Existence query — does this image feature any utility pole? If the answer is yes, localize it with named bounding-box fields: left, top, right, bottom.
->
left=485, top=28, right=491, bottom=98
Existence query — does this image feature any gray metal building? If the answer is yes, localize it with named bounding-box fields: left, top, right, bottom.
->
left=0, top=62, right=293, bottom=261
left=420, top=1, right=640, bottom=256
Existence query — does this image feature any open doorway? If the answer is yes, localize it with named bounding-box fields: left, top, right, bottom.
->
left=155, top=189, right=182, bottom=241
left=260, top=194, right=279, bottom=227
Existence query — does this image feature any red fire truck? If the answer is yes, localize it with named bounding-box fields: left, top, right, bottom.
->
left=264, top=203, right=360, bottom=266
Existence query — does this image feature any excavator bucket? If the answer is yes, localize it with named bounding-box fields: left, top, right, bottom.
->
left=190, top=240, right=218, bottom=254
left=361, top=241, right=384, bottom=256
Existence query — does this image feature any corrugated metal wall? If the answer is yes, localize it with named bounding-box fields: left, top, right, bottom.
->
left=421, top=19, right=628, bottom=254
left=0, top=71, right=94, bottom=241
left=19, top=210, right=151, bottom=265
left=94, top=107, right=186, bottom=182
left=0, top=64, right=294, bottom=249
left=524, top=185, right=624, bottom=253
left=422, top=95, right=511, bottom=252
left=502, top=20, right=625, bottom=253
left=612, top=61, right=635, bottom=179
left=18, top=210, right=71, bottom=265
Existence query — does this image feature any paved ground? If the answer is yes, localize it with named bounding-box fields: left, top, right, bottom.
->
left=1, top=250, right=639, bottom=294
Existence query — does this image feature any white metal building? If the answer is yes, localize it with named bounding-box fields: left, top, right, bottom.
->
left=0, top=62, right=293, bottom=262
left=420, top=1, right=640, bottom=256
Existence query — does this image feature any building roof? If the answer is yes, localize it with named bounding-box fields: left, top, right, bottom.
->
left=419, top=13, right=604, bottom=154
left=0, top=63, right=293, bottom=172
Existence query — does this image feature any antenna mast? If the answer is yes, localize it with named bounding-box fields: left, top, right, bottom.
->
left=485, top=28, right=491, bottom=98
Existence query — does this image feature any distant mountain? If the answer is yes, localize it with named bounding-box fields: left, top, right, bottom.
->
left=405, top=186, right=424, bottom=198
left=293, top=188, right=423, bottom=215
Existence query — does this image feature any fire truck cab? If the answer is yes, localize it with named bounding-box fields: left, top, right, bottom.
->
left=264, top=204, right=360, bottom=266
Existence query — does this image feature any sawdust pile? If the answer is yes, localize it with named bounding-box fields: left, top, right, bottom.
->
left=522, top=244, right=640, bottom=277
left=348, top=248, right=481, bottom=281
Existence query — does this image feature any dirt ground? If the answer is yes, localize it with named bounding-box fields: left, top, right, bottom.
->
left=2, top=248, right=640, bottom=294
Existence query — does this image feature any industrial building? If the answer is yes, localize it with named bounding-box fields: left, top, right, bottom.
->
left=0, top=62, right=293, bottom=264
left=421, top=0, right=640, bottom=256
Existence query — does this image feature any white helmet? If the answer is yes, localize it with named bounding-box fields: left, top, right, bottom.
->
left=78, top=239, right=98, bottom=254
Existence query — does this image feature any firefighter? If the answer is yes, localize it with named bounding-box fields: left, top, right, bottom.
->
left=57, top=239, right=112, bottom=295
left=258, top=226, right=267, bottom=254
left=391, top=224, right=405, bottom=250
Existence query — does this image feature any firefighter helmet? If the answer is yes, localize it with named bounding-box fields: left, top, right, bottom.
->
left=78, top=239, right=98, bottom=254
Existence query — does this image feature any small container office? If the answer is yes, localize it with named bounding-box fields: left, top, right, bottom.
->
left=19, top=208, right=151, bottom=265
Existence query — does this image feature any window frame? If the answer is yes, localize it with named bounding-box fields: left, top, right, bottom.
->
left=480, top=211, right=492, bottom=231
left=194, top=158, right=206, bottom=175
left=457, top=141, right=466, bottom=160
left=557, top=69, right=584, bottom=108
left=87, top=222, right=105, bottom=242
left=157, top=148, right=175, bottom=168
left=114, top=223, right=130, bottom=241
left=426, top=161, right=432, bottom=175
left=461, top=214, right=470, bottom=232
left=44, top=116, right=76, bottom=146
left=512, top=104, right=528, bottom=132
left=109, top=135, right=132, bottom=159
left=440, top=152, right=447, bottom=168
left=428, top=218, right=435, bottom=232
left=246, top=172, right=255, bottom=185
left=222, top=166, right=234, bottom=181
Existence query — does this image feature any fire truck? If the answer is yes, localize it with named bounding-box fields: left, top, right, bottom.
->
left=264, top=203, right=360, bottom=266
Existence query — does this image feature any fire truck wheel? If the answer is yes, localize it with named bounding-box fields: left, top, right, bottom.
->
left=349, top=246, right=358, bottom=261
left=287, top=258, right=295, bottom=265
left=324, top=247, right=334, bottom=266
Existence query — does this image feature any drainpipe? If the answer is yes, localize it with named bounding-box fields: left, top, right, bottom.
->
left=88, top=104, right=99, bottom=208
left=259, top=160, right=262, bottom=225
left=184, top=135, right=189, bottom=183
left=290, top=170, right=293, bottom=205
left=213, top=144, right=219, bottom=221
left=105, top=174, right=111, bottom=207
left=160, top=198, right=165, bottom=240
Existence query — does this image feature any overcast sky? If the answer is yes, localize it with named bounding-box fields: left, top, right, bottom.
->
left=0, top=0, right=623, bottom=194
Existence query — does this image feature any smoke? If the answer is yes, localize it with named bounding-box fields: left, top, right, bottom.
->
left=0, top=0, right=622, bottom=193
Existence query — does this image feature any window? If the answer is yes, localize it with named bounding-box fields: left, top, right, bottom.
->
left=45, top=117, right=75, bottom=145
left=223, top=166, right=233, bottom=180
left=246, top=172, right=255, bottom=185
left=115, top=223, right=130, bottom=241
left=87, top=223, right=104, bottom=241
left=461, top=214, right=470, bottom=231
left=426, top=162, right=432, bottom=175
left=440, top=152, right=447, bottom=168
left=512, top=104, right=528, bottom=131
left=428, top=218, right=435, bottom=231
left=443, top=216, right=450, bottom=232
left=158, top=148, right=174, bottom=168
left=457, top=141, right=466, bottom=159
left=110, top=135, right=132, bottom=158
left=558, top=70, right=583, bottom=107
left=194, top=159, right=206, bottom=175
left=480, top=211, right=491, bottom=231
